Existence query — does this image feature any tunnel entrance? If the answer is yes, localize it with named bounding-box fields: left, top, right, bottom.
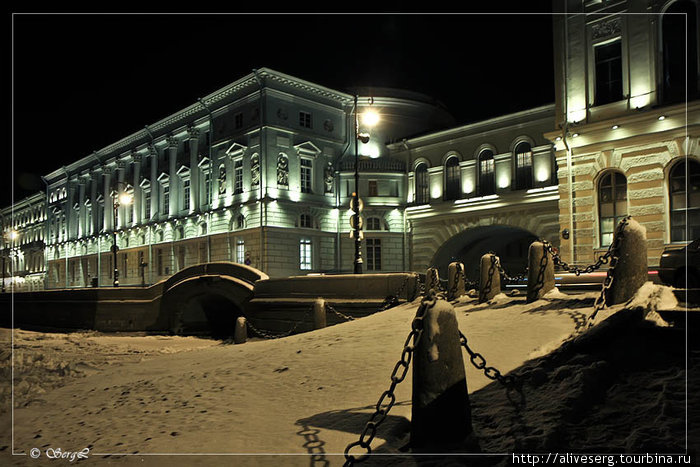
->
left=180, top=293, right=244, bottom=338
left=431, top=225, right=538, bottom=282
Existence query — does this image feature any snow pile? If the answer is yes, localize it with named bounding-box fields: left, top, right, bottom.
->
left=0, top=284, right=694, bottom=466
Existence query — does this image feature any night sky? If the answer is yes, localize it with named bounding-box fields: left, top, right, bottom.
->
left=8, top=6, right=555, bottom=209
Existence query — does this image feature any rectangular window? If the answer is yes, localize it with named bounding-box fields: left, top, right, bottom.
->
left=516, top=151, right=533, bottom=190
left=299, top=238, right=312, bottom=270
left=236, top=240, right=245, bottom=264
left=122, top=253, right=128, bottom=278
left=346, top=180, right=356, bottom=197
left=480, top=158, right=494, bottom=174
left=299, top=111, right=312, bottom=128
left=235, top=112, right=243, bottom=129
left=595, top=40, right=623, bottom=106
left=183, top=178, right=191, bottom=210
left=144, top=190, right=151, bottom=220
left=234, top=159, right=243, bottom=194
left=377, top=180, right=399, bottom=197
left=162, top=185, right=170, bottom=215
left=203, top=171, right=212, bottom=206
left=301, top=159, right=313, bottom=193
left=368, top=180, right=378, bottom=197
left=366, top=238, right=381, bottom=271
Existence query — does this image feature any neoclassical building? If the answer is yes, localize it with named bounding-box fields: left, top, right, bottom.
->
left=2, top=0, right=698, bottom=291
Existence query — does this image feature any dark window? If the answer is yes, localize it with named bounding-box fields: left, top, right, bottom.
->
left=515, top=142, right=533, bottom=190
left=479, top=150, right=495, bottom=195
left=415, top=163, right=429, bottom=204
left=662, top=1, right=699, bottom=104
left=299, top=111, right=312, bottom=129
left=235, top=112, right=244, bottom=129
left=598, top=171, right=627, bottom=246
left=300, top=213, right=313, bottom=228
left=366, top=238, right=381, bottom=271
left=368, top=180, right=378, bottom=197
left=444, top=156, right=460, bottom=200
left=670, top=159, right=700, bottom=242
left=234, top=159, right=243, bottom=194
left=366, top=217, right=381, bottom=231
left=595, top=40, right=623, bottom=105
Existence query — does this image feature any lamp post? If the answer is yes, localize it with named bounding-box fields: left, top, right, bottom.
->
left=352, top=95, right=378, bottom=274
left=111, top=183, right=132, bottom=287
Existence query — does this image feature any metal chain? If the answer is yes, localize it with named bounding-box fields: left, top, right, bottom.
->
left=587, top=216, right=630, bottom=327
left=493, top=256, right=527, bottom=283
left=245, top=305, right=313, bottom=339
left=325, top=303, right=356, bottom=321
left=343, top=293, right=435, bottom=466
left=459, top=329, right=517, bottom=389
left=480, top=254, right=497, bottom=299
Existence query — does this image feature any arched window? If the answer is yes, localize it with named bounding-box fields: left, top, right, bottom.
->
left=669, top=159, right=700, bottom=242
left=598, top=171, right=627, bottom=246
left=236, top=214, right=245, bottom=230
left=444, top=156, right=460, bottom=201
left=415, top=163, right=429, bottom=205
left=478, top=149, right=495, bottom=195
left=662, top=1, right=699, bottom=104
left=514, top=142, right=533, bottom=190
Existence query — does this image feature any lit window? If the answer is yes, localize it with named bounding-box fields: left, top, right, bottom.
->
left=236, top=240, right=245, bottom=264
left=415, top=163, right=429, bottom=204
left=515, top=142, right=533, bottom=190
left=299, top=238, right=312, bottom=270
left=301, top=159, right=313, bottom=194
left=366, top=238, right=381, bottom=271
left=669, top=160, right=700, bottom=242
left=598, top=171, right=627, bottom=246
left=479, top=150, right=495, bottom=195
left=144, top=190, right=151, bottom=220
left=203, top=171, right=212, bottom=206
left=444, top=156, right=460, bottom=200
left=234, top=159, right=243, bottom=194
left=162, top=184, right=170, bottom=216
left=182, top=178, right=191, bottom=211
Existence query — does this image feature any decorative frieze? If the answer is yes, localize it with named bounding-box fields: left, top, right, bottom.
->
left=592, top=17, right=622, bottom=40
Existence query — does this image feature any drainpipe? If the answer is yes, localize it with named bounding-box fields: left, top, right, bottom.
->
left=40, top=176, right=50, bottom=289
left=144, top=126, right=157, bottom=281
left=402, top=138, right=410, bottom=272
left=562, top=4, right=576, bottom=264
left=197, top=98, right=214, bottom=263
left=252, top=69, right=266, bottom=273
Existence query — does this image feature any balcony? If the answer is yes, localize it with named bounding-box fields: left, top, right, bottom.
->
left=339, top=156, right=406, bottom=173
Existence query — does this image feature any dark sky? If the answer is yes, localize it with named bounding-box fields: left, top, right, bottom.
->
left=8, top=7, right=555, bottom=208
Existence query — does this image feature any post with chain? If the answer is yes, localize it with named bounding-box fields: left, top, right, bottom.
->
left=447, top=261, right=466, bottom=301
left=411, top=297, right=480, bottom=452
left=425, top=267, right=441, bottom=293
left=605, top=217, right=647, bottom=305
left=526, top=240, right=555, bottom=303
left=313, top=298, right=327, bottom=330
left=234, top=316, right=247, bottom=344
left=479, top=253, right=500, bottom=303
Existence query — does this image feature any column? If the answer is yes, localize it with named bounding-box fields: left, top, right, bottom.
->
left=67, top=178, right=77, bottom=240
left=90, top=169, right=99, bottom=234
left=103, top=167, right=112, bottom=231
left=188, top=127, right=200, bottom=213
left=133, top=152, right=142, bottom=225
left=167, top=136, right=178, bottom=217
left=149, top=147, right=159, bottom=220
left=78, top=178, right=86, bottom=238
left=117, top=161, right=126, bottom=229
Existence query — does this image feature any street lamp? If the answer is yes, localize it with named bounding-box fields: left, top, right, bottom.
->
left=352, top=95, right=379, bottom=274
left=2, top=229, right=18, bottom=293
left=111, top=183, right=132, bottom=287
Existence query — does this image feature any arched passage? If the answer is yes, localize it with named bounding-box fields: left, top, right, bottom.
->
left=179, top=291, right=245, bottom=337
left=430, top=225, right=538, bottom=281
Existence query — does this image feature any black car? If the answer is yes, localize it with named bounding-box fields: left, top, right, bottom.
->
left=658, top=238, right=700, bottom=288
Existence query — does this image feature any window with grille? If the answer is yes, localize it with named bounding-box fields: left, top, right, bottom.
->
left=670, top=160, right=700, bottom=242
left=366, top=217, right=381, bottom=231
left=299, top=111, right=312, bottom=128
left=368, top=180, right=378, bottom=197
left=144, top=190, right=151, bottom=220
left=299, top=238, right=312, bottom=270
left=236, top=214, right=245, bottom=229
left=598, top=171, right=627, bottom=246
left=182, top=178, right=190, bottom=210
left=515, top=142, right=533, bottom=190
left=234, top=159, right=243, bottom=194
left=594, top=40, right=623, bottom=106
left=236, top=240, right=245, bottom=264
left=300, top=213, right=313, bottom=228
left=301, top=159, right=313, bottom=193
left=444, top=156, right=460, bottom=200
left=203, top=171, right=212, bottom=206
left=162, top=185, right=169, bottom=215
left=479, top=150, right=495, bottom=195
left=366, top=238, right=381, bottom=271
left=415, top=163, right=429, bottom=204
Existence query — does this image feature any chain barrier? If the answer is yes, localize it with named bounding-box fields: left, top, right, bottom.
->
left=296, top=423, right=329, bottom=467
left=245, top=305, right=313, bottom=339
left=343, top=292, right=435, bottom=466
left=325, top=303, right=356, bottom=322
left=480, top=254, right=498, bottom=299
left=493, top=257, right=527, bottom=284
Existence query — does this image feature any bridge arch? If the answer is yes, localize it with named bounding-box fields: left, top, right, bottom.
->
left=159, top=262, right=268, bottom=337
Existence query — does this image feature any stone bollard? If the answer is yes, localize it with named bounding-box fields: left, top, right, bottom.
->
left=425, top=267, right=441, bottom=293
left=526, top=241, right=555, bottom=303
left=411, top=298, right=479, bottom=452
left=447, top=262, right=466, bottom=301
left=605, top=218, right=647, bottom=305
left=313, top=298, right=327, bottom=329
left=234, top=316, right=247, bottom=344
left=478, top=253, right=501, bottom=303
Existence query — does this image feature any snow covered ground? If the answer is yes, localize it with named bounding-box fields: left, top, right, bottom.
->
left=0, top=283, right=696, bottom=466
